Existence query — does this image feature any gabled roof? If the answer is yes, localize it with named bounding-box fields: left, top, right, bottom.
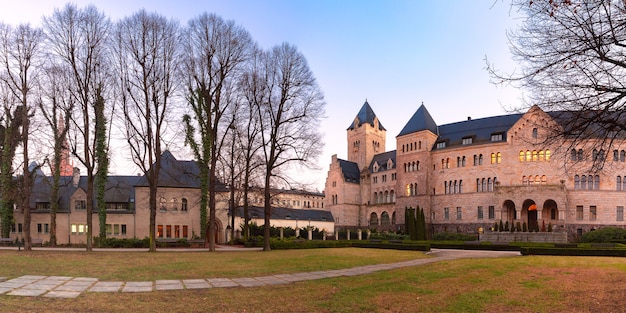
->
left=434, top=114, right=523, bottom=149
left=347, top=100, right=386, bottom=131
left=338, top=159, right=360, bottom=184
left=136, top=150, right=226, bottom=190
left=397, top=104, right=438, bottom=136
left=234, top=206, right=334, bottom=222
left=369, top=150, right=396, bottom=173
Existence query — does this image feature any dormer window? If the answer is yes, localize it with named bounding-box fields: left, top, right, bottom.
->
left=373, top=162, right=379, bottom=172
left=491, top=133, right=504, bottom=142
left=462, top=137, right=473, bottom=145
left=436, top=142, right=446, bottom=149
left=387, top=159, right=394, bottom=170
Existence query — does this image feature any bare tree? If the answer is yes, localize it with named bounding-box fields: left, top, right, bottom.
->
left=181, top=13, right=253, bottom=251
left=43, top=4, right=112, bottom=251
left=37, top=64, right=74, bottom=247
left=255, top=43, right=325, bottom=251
left=489, top=1, right=626, bottom=169
left=115, top=10, right=180, bottom=252
left=0, top=23, right=43, bottom=251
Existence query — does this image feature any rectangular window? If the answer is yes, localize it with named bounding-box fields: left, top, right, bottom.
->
left=617, top=206, right=624, bottom=221
left=175, top=225, right=180, bottom=238
left=477, top=206, right=484, bottom=220
left=37, top=223, right=43, bottom=233
left=436, top=142, right=446, bottom=149
left=576, top=205, right=584, bottom=220
left=444, top=207, right=449, bottom=220
left=590, top=206, right=597, bottom=221
left=462, top=137, right=473, bottom=145
left=106, top=224, right=112, bottom=235
left=44, top=224, right=49, bottom=233
left=456, top=207, right=462, bottom=220
left=121, top=224, right=127, bottom=235
left=488, top=206, right=495, bottom=219
left=18, top=223, right=22, bottom=233
left=71, top=224, right=77, bottom=235
left=157, top=225, right=164, bottom=238
left=75, top=200, right=86, bottom=210
left=183, top=225, right=189, bottom=238
left=166, top=225, right=172, bottom=238
left=113, top=224, right=120, bottom=235
left=491, top=133, right=503, bottom=142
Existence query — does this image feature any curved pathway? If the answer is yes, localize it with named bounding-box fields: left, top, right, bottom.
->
left=0, top=249, right=519, bottom=298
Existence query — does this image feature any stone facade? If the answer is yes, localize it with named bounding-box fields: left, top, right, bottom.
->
left=325, top=101, right=626, bottom=242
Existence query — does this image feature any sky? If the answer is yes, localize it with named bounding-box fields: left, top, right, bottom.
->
left=0, top=0, right=524, bottom=192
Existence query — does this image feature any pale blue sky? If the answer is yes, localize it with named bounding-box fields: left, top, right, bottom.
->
left=0, top=1, right=523, bottom=191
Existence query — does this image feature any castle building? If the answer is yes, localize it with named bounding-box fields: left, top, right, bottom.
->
left=324, top=101, right=626, bottom=241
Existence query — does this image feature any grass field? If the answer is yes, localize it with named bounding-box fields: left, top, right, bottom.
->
left=1, top=248, right=625, bottom=312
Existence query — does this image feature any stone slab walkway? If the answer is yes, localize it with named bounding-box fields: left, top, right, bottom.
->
left=0, top=249, right=519, bottom=298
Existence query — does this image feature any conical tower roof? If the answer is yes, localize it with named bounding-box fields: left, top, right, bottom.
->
left=397, top=103, right=438, bottom=136
left=347, top=100, right=386, bottom=131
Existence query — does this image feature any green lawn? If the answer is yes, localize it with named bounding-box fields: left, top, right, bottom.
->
left=1, top=248, right=625, bottom=312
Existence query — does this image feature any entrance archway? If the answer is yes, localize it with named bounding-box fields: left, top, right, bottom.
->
left=503, top=200, right=516, bottom=223
left=542, top=199, right=558, bottom=220
left=523, top=199, right=538, bottom=231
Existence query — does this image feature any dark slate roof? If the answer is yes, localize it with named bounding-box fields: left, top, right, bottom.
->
left=369, top=150, right=397, bottom=173
left=347, top=100, right=386, bottom=131
left=338, top=159, right=360, bottom=184
left=136, top=150, right=226, bottom=190
left=234, top=206, right=334, bottom=222
left=397, top=104, right=438, bottom=136
left=434, top=113, right=523, bottom=149
left=30, top=175, right=141, bottom=212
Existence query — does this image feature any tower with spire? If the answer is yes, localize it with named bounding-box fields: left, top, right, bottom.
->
left=346, top=100, right=386, bottom=171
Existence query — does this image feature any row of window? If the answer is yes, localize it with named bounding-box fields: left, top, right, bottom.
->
left=369, top=211, right=396, bottom=226
left=522, top=175, right=548, bottom=185
left=406, top=183, right=418, bottom=196
left=441, top=206, right=498, bottom=221
left=404, top=161, right=420, bottom=172
left=575, top=205, right=625, bottom=222
left=444, top=180, right=463, bottom=194
left=519, top=150, right=551, bottom=162
left=157, top=224, right=190, bottom=239
left=401, top=141, right=422, bottom=153
left=574, top=175, right=600, bottom=190
left=441, top=153, right=501, bottom=169
left=436, top=133, right=505, bottom=149
left=477, top=177, right=497, bottom=192
left=158, top=197, right=189, bottom=211
left=373, top=190, right=396, bottom=204
left=106, top=224, right=128, bottom=236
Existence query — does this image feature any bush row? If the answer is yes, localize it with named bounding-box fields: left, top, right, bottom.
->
left=520, top=247, right=626, bottom=256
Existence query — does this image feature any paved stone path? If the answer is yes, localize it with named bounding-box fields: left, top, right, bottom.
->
left=0, top=249, right=519, bottom=298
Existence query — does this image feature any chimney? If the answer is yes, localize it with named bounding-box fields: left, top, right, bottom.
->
left=467, top=116, right=471, bottom=121
left=72, top=167, right=80, bottom=187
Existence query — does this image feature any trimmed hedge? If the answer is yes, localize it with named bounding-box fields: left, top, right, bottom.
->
left=352, top=241, right=430, bottom=251
left=520, top=247, right=626, bottom=256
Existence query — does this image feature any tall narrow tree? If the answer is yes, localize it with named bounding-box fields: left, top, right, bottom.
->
left=0, top=23, right=43, bottom=251
left=37, top=64, right=74, bottom=247
left=115, top=10, right=179, bottom=252
left=43, top=4, right=111, bottom=251
left=181, top=13, right=253, bottom=251
left=255, top=43, right=325, bottom=251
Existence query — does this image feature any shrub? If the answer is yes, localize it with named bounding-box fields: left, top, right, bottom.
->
left=94, top=237, right=149, bottom=248
left=581, top=227, right=626, bottom=243
left=522, top=222, right=528, bottom=232
left=432, top=232, right=477, bottom=241
left=369, top=231, right=409, bottom=241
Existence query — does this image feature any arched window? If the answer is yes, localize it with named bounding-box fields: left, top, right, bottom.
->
left=482, top=178, right=487, bottom=192
left=381, top=212, right=390, bottom=226
left=522, top=176, right=528, bottom=185
left=369, top=212, right=378, bottom=226
left=476, top=178, right=480, bottom=192
left=526, top=150, right=531, bottom=161
left=457, top=156, right=461, bottom=167
left=412, top=183, right=417, bottom=196
left=474, top=154, right=478, bottom=165
left=577, top=149, right=583, bottom=160
left=462, top=156, right=466, bottom=167
left=571, top=149, right=577, bottom=161
left=479, top=154, right=483, bottom=165
left=454, top=180, right=458, bottom=194
left=614, top=150, right=619, bottom=162
left=617, top=176, right=622, bottom=191
left=594, top=175, right=600, bottom=190
left=546, top=149, right=551, bottom=161
left=444, top=181, right=448, bottom=194
left=491, top=153, right=496, bottom=164
left=541, top=175, right=547, bottom=184
left=574, top=175, right=580, bottom=189
left=171, top=198, right=178, bottom=210
left=519, top=151, right=525, bottom=162
left=181, top=198, right=188, bottom=211
left=373, top=192, right=378, bottom=204
left=488, top=178, right=493, bottom=191
left=532, top=128, right=538, bottom=138
left=497, top=152, right=502, bottom=164
left=159, top=197, right=167, bottom=211
left=621, top=150, right=626, bottom=162
left=580, top=175, right=587, bottom=189
left=459, top=180, right=463, bottom=193
left=384, top=191, right=389, bottom=203
left=392, top=211, right=396, bottom=224
left=390, top=190, right=395, bottom=202
left=532, top=150, right=538, bottom=161
left=378, top=192, right=383, bottom=204
left=529, top=175, right=535, bottom=185
left=539, top=150, right=545, bottom=161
